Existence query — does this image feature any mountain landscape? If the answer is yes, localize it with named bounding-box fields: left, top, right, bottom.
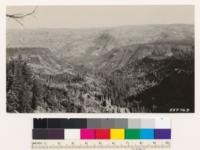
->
left=6, top=24, right=194, bottom=113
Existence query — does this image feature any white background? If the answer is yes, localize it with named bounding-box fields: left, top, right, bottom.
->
left=0, top=0, right=200, bottom=149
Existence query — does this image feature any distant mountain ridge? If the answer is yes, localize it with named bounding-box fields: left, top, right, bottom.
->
left=95, top=43, right=194, bottom=74
left=7, top=24, right=194, bottom=66
left=7, top=47, right=74, bottom=74
left=6, top=24, right=194, bottom=113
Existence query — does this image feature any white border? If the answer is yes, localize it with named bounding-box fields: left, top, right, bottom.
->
left=0, top=0, right=200, bottom=149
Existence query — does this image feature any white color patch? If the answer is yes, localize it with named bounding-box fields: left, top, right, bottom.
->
left=65, top=129, right=80, bottom=139
left=155, top=118, right=171, bottom=129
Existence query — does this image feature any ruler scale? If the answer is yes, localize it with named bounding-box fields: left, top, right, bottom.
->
left=32, top=118, right=171, bottom=150
left=32, top=140, right=170, bottom=150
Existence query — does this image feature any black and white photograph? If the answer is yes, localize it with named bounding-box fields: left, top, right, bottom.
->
left=6, top=6, right=194, bottom=113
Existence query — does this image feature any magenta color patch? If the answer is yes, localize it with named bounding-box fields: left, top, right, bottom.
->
left=80, top=129, right=95, bottom=139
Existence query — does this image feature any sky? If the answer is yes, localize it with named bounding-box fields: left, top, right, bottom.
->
left=6, top=5, right=194, bottom=29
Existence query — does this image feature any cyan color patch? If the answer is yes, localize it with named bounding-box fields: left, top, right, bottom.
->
left=140, top=129, right=154, bottom=139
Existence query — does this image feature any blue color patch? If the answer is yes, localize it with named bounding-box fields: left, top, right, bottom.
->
left=140, top=129, right=154, bottom=139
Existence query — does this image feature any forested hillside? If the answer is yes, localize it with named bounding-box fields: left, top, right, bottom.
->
left=7, top=55, right=131, bottom=113
left=6, top=24, right=194, bottom=113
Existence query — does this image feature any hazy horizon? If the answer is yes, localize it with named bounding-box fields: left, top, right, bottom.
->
left=7, top=5, right=194, bottom=29
left=7, top=23, right=194, bottom=30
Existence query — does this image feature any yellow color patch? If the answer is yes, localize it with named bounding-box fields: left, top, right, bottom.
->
left=110, top=129, right=125, bottom=139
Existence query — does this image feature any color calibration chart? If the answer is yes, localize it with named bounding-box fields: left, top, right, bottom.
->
left=32, top=118, right=171, bottom=150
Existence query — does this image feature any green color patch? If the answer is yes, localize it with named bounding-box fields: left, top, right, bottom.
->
left=125, top=129, right=140, bottom=139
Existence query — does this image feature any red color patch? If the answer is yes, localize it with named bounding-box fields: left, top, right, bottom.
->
left=95, top=129, right=110, bottom=139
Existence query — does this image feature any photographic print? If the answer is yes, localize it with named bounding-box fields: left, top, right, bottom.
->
left=6, top=6, right=194, bottom=113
